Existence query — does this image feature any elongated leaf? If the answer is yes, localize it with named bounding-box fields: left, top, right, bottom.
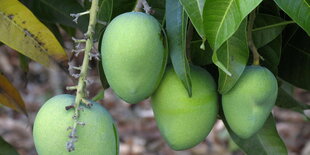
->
left=214, top=20, right=249, bottom=94
left=225, top=114, right=288, bottom=155
left=98, top=29, right=109, bottom=89
left=92, top=89, right=105, bottom=102
left=95, top=0, right=113, bottom=40
left=179, top=0, right=206, bottom=42
left=203, top=0, right=263, bottom=51
left=278, top=28, right=310, bottom=90
left=96, top=0, right=113, bottom=88
left=0, top=136, right=19, bottom=155
left=258, top=35, right=282, bottom=74
left=0, top=0, right=67, bottom=67
left=274, top=0, right=310, bottom=35
left=44, top=23, right=64, bottom=45
left=0, top=73, right=27, bottom=115
left=27, top=0, right=88, bottom=32
left=276, top=87, right=310, bottom=119
left=253, top=14, right=286, bottom=48
left=166, top=0, right=192, bottom=96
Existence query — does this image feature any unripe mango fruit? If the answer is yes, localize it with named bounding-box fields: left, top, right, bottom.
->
left=222, top=66, right=278, bottom=139
left=33, top=94, right=119, bottom=155
left=101, top=12, right=167, bottom=104
left=151, top=66, right=218, bottom=150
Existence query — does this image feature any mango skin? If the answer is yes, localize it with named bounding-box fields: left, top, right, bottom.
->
left=222, top=66, right=278, bottom=139
left=151, top=66, right=218, bottom=150
left=101, top=12, right=167, bottom=104
left=33, top=94, right=119, bottom=155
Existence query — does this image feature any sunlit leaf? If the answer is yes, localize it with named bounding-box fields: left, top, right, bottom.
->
left=274, top=0, right=310, bottom=35
left=179, top=0, right=206, bottom=42
left=214, top=20, right=249, bottom=94
left=203, top=0, right=263, bottom=51
left=0, top=0, right=67, bottom=67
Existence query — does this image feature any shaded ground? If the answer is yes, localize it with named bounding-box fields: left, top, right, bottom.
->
left=0, top=44, right=309, bottom=155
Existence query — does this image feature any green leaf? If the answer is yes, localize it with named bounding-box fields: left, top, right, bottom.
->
left=276, top=87, right=310, bottom=119
left=278, top=28, right=310, bottom=90
left=179, top=0, right=206, bottom=42
left=203, top=0, right=263, bottom=51
left=98, top=30, right=109, bottom=89
left=274, top=0, right=310, bottom=35
left=214, top=20, right=249, bottom=94
left=0, top=136, right=19, bottom=155
left=92, top=89, right=105, bottom=102
left=225, top=114, right=288, bottom=155
left=166, top=0, right=192, bottom=96
left=190, top=40, right=213, bottom=66
left=0, top=0, right=68, bottom=67
left=258, top=35, right=282, bottom=74
left=28, top=0, right=89, bottom=32
left=253, top=14, right=286, bottom=48
left=95, top=0, right=113, bottom=89
left=94, top=0, right=113, bottom=40
left=44, top=23, right=64, bottom=45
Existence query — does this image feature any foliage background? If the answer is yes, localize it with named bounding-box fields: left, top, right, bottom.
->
left=0, top=0, right=309, bottom=154
left=0, top=44, right=309, bottom=154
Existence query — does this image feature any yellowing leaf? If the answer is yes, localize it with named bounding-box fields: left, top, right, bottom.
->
left=0, top=73, right=27, bottom=115
left=0, top=0, right=67, bottom=67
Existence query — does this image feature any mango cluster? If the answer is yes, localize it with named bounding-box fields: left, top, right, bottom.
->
left=99, top=12, right=278, bottom=150
left=33, top=12, right=279, bottom=154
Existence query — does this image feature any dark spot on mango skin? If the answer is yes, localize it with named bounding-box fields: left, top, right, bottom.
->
left=22, top=21, right=26, bottom=24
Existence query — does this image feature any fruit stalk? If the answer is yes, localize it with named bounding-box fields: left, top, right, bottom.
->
left=66, top=0, right=99, bottom=152
left=134, top=0, right=152, bottom=14
left=247, top=11, right=261, bottom=66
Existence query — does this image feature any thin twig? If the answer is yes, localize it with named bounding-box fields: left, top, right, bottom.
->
left=247, top=11, right=261, bottom=66
left=134, top=0, right=152, bottom=14
left=66, top=0, right=99, bottom=152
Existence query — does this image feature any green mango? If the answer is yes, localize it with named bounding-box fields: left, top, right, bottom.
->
left=101, top=12, right=167, bottom=104
left=151, top=66, right=218, bottom=150
left=222, top=66, right=278, bottom=139
left=33, top=94, right=119, bottom=155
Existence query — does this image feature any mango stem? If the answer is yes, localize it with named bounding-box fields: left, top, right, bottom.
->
left=247, top=11, right=261, bottom=66
left=66, top=0, right=99, bottom=152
